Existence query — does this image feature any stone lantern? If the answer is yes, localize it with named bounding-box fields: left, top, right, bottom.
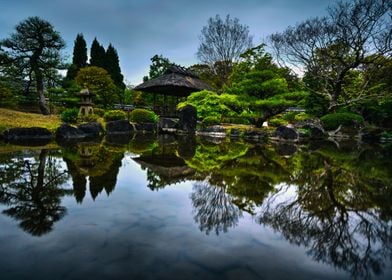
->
left=77, top=88, right=95, bottom=116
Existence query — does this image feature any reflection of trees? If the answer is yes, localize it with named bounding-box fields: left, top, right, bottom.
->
left=191, top=181, right=242, bottom=235
left=258, top=145, right=392, bottom=279
left=63, top=143, right=124, bottom=202
left=0, top=150, right=70, bottom=236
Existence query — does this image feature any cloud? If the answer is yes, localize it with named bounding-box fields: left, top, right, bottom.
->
left=0, top=0, right=335, bottom=84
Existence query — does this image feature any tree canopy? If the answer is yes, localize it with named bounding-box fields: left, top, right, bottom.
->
left=75, top=66, right=117, bottom=108
left=0, top=16, right=65, bottom=114
left=197, top=15, right=253, bottom=86
left=270, top=0, right=392, bottom=112
left=66, top=33, right=87, bottom=81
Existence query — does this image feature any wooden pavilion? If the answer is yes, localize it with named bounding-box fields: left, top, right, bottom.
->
left=134, top=65, right=213, bottom=116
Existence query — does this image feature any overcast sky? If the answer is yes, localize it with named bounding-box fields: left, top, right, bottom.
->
left=0, top=0, right=336, bottom=85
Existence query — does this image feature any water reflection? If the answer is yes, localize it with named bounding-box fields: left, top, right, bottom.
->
left=63, top=142, right=124, bottom=202
left=191, top=181, right=242, bottom=235
left=0, top=135, right=391, bottom=278
left=0, top=149, right=70, bottom=236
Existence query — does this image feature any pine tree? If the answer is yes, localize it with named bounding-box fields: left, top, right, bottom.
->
left=72, top=33, right=87, bottom=68
left=90, top=38, right=106, bottom=68
left=105, top=44, right=125, bottom=90
left=65, top=33, right=87, bottom=81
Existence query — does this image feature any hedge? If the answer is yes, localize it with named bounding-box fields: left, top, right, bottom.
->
left=321, top=113, right=364, bottom=130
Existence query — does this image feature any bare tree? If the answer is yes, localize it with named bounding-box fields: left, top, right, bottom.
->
left=269, top=0, right=392, bottom=111
left=197, top=15, right=253, bottom=86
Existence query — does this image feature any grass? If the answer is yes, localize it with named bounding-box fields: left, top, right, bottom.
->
left=0, top=108, right=61, bottom=134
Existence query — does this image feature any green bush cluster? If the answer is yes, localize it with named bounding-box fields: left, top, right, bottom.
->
left=60, top=108, right=79, bottom=123
left=93, top=108, right=105, bottom=117
left=321, top=112, right=364, bottom=130
left=202, top=116, right=221, bottom=126
left=129, top=108, right=158, bottom=123
left=103, top=110, right=126, bottom=121
left=82, top=113, right=99, bottom=122
left=268, top=117, right=288, bottom=127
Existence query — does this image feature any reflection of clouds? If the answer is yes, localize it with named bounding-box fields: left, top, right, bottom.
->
left=190, top=181, right=242, bottom=235
left=258, top=184, right=392, bottom=279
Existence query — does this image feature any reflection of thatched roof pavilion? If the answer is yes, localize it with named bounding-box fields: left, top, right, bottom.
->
left=133, top=154, right=195, bottom=188
left=134, top=65, right=214, bottom=115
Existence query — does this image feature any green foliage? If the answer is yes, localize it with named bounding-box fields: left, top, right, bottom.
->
left=294, top=112, right=311, bottom=122
left=60, top=97, right=79, bottom=108
left=0, top=16, right=65, bottom=114
left=65, top=33, right=87, bottom=81
left=147, top=54, right=171, bottom=79
left=178, top=90, right=232, bottom=123
left=202, top=116, right=221, bottom=126
left=129, top=108, right=158, bottom=123
left=103, top=110, right=126, bottom=121
left=305, top=93, right=329, bottom=117
left=72, top=33, right=88, bottom=68
left=105, top=44, right=125, bottom=90
left=0, top=81, right=15, bottom=107
left=75, top=66, right=117, bottom=108
left=90, top=38, right=106, bottom=68
left=268, top=117, right=288, bottom=127
left=227, top=70, right=288, bottom=98
left=321, top=113, right=364, bottom=130
left=81, top=113, right=99, bottom=123
left=282, top=111, right=311, bottom=123
left=93, top=108, right=105, bottom=117
left=61, top=108, right=79, bottom=123
left=349, top=99, right=392, bottom=129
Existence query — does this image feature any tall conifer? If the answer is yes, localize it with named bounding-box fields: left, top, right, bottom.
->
left=66, top=33, right=87, bottom=80
left=72, top=33, right=87, bottom=68
left=90, top=38, right=106, bottom=68
left=105, top=44, right=125, bottom=89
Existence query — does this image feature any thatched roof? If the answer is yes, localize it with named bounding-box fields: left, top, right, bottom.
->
left=134, top=65, right=214, bottom=97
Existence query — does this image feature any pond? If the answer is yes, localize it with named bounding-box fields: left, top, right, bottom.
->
left=0, top=134, right=391, bottom=280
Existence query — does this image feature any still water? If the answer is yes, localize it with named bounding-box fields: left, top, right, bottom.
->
left=0, top=134, right=391, bottom=280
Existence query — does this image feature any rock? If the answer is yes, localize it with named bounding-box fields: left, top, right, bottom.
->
left=230, top=128, right=241, bottom=138
left=56, top=124, right=86, bottom=140
left=304, top=125, right=326, bottom=139
left=106, top=120, right=133, bottom=135
left=295, top=118, right=326, bottom=139
left=105, top=134, right=131, bottom=145
left=158, top=117, right=178, bottom=133
left=178, top=105, right=197, bottom=133
left=77, top=122, right=103, bottom=137
left=244, top=130, right=267, bottom=141
left=177, top=134, right=196, bottom=159
left=275, top=143, right=298, bottom=156
left=197, top=125, right=226, bottom=138
left=360, top=127, right=383, bottom=143
left=135, top=122, right=156, bottom=133
left=3, top=127, right=53, bottom=145
left=273, top=126, right=299, bottom=141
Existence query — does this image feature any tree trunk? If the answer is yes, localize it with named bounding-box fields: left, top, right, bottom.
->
left=35, top=70, right=50, bottom=115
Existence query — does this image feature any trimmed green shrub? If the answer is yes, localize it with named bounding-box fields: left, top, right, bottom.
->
left=203, top=116, right=221, bottom=126
left=82, top=113, right=99, bottom=122
left=130, top=108, right=158, bottom=123
left=94, top=108, right=105, bottom=117
left=221, top=116, right=250, bottom=124
left=321, top=113, right=364, bottom=130
left=104, top=110, right=127, bottom=121
left=268, top=117, right=288, bottom=127
left=60, top=108, right=79, bottom=123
